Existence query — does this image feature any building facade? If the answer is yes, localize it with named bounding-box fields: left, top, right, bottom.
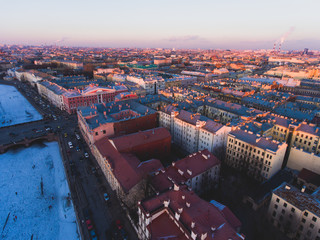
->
left=159, top=106, right=231, bottom=154
left=268, top=183, right=320, bottom=240
left=226, top=129, right=287, bottom=181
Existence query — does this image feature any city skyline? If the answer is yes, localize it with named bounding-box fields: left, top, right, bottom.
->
left=1, top=0, right=320, bottom=50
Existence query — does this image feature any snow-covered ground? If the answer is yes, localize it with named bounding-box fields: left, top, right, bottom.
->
left=0, top=142, right=79, bottom=240
left=0, top=84, right=42, bottom=128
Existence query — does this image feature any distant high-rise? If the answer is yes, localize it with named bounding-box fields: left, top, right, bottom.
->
left=303, top=48, right=309, bottom=55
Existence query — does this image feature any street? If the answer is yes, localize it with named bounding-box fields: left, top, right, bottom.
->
left=0, top=78, right=138, bottom=240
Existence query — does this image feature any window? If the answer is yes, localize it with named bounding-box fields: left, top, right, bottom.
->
left=310, top=223, right=315, bottom=229
left=302, top=218, right=306, bottom=223
left=313, top=217, right=317, bottom=222
left=283, top=203, right=287, bottom=207
left=272, top=211, right=276, bottom=217
left=291, top=208, right=295, bottom=213
left=281, top=209, right=285, bottom=214
left=274, top=204, right=278, bottom=209
left=304, top=212, right=309, bottom=217
left=276, top=198, right=280, bottom=203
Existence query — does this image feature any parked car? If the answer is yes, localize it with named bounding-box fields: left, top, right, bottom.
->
left=86, top=219, right=93, bottom=230
left=68, top=142, right=73, bottom=148
left=76, top=146, right=80, bottom=151
left=84, top=152, right=89, bottom=158
left=90, top=229, right=97, bottom=240
left=83, top=208, right=91, bottom=220
left=104, top=193, right=109, bottom=201
left=116, top=220, right=123, bottom=230
left=120, top=228, right=128, bottom=240
left=75, top=134, right=80, bottom=140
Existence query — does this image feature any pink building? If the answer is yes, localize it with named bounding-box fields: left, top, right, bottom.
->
left=63, top=84, right=127, bottom=114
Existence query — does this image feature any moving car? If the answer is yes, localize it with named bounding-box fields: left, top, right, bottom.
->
left=84, top=152, right=89, bottom=158
left=68, top=142, right=73, bottom=148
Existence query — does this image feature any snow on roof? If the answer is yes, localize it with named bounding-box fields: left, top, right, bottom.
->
left=140, top=185, right=242, bottom=240
left=273, top=182, right=320, bottom=217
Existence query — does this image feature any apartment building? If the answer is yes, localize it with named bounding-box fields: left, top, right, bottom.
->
left=269, top=116, right=292, bottom=142
left=13, top=69, right=55, bottom=87
left=287, top=123, right=320, bottom=174
left=268, top=182, right=320, bottom=240
left=198, top=99, right=264, bottom=125
left=291, top=122, right=320, bottom=154
left=173, top=110, right=206, bottom=153
left=159, top=106, right=231, bottom=154
left=137, top=185, right=244, bottom=240
left=226, top=129, right=287, bottom=181
left=77, top=100, right=157, bottom=146
left=37, top=81, right=66, bottom=110
left=151, top=149, right=220, bottom=194
left=92, top=130, right=167, bottom=209
left=127, top=75, right=165, bottom=94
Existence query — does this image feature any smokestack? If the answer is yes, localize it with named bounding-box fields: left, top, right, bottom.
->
left=278, top=43, right=282, bottom=53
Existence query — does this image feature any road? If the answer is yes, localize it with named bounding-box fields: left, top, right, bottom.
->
left=0, top=78, right=138, bottom=240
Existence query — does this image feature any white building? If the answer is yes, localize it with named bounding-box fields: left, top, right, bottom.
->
left=112, top=74, right=127, bottom=82
left=36, top=81, right=66, bottom=110
left=226, top=129, right=287, bottom=181
left=268, top=182, right=320, bottom=240
left=126, top=75, right=165, bottom=94
left=291, top=122, right=320, bottom=154
left=159, top=106, right=231, bottom=154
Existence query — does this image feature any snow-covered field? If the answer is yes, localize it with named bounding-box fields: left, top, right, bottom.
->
left=0, top=142, right=79, bottom=240
left=0, top=84, right=42, bottom=128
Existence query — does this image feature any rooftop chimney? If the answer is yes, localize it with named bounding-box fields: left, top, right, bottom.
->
left=191, top=222, right=195, bottom=229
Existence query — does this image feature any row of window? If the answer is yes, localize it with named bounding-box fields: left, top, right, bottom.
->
left=296, top=132, right=314, bottom=140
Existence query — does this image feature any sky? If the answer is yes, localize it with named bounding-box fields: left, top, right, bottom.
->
left=1, top=0, right=320, bottom=50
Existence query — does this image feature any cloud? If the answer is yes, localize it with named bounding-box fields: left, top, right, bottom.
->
left=165, top=35, right=201, bottom=42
